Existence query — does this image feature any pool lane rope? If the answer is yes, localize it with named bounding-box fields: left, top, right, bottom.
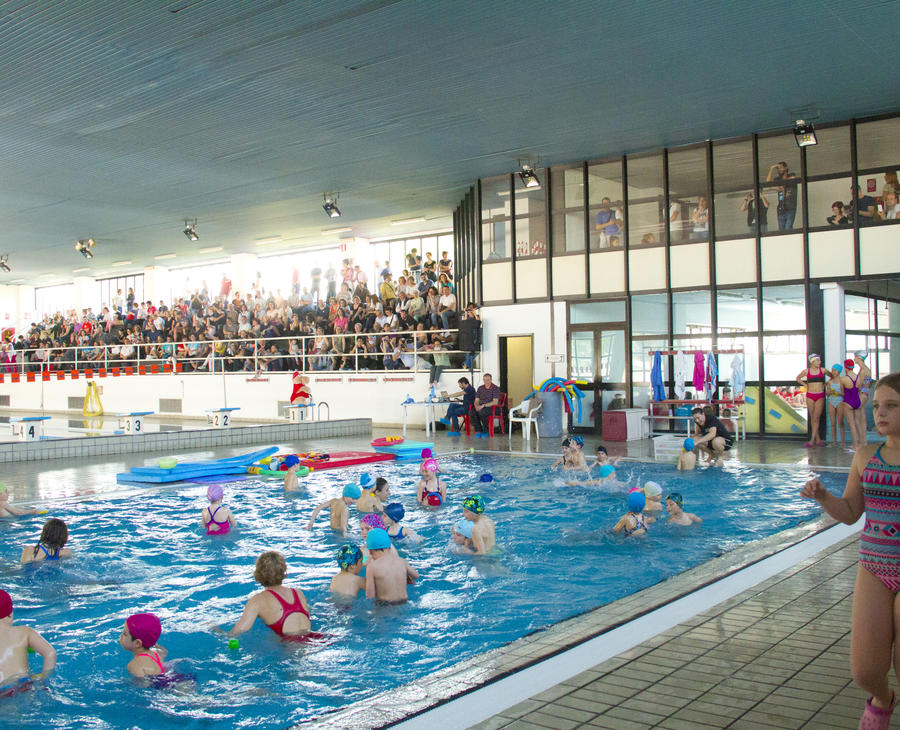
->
left=523, top=377, right=587, bottom=423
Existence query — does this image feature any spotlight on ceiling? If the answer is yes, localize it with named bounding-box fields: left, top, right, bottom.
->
left=0, top=255, right=9, bottom=273
left=793, top=119, right=817, bottom=147
left=183, top=219, right=199, bottom=241
left=322, top=193, right=342, bottom=219
left=74, top=238, right=96, bottom=259
left=518, top=161, right=541, bottom=188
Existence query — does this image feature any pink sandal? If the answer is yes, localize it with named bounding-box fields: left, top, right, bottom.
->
left=860, top=694, right=895, bottom=729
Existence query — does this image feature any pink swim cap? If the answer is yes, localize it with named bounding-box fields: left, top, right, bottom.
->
left=361, top=513, right=386, bottom=530
left=126, top=613, right=161, bottom=648
left=0, top=590, right=11, bottom=619
left=207, top=484, right=223, bottom=502
left=424, top=458, right=439, bottom=472
left=421, top=448, right=433, bottom=458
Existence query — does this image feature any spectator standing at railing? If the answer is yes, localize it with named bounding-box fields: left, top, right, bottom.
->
left=439, top=251, right=452, bottom=279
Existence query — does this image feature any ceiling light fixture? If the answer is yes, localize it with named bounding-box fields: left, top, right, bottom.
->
left=391, top=216, right=427, bottom=226
left=72, top=267, right=90, bottom=273
left=254, top=236, right=282, bottom=246
left=0, top=255, right=9, bottom=273
left=321, top=227, right=352, bottom=235
left=793, top=119, right=817, bottom=147
left=9, top=278, right=24, bottom=284
left=518, top=160, right=541, bottom=188
left=112, top=260, right=132, bottom=267
left=322, top=192, right=341, bottom=219
left=75, top=238, right=96, bottom=259
left=198, top=246, right=223, bottom=254
left=183, top=218, right=199, bottom=241
left=154, top=253, right=177, bottom=260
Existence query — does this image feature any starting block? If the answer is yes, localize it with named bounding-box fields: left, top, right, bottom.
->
left=206, top=407, right=240, bottom=428
left=116, top=411, right=153, bottom=435
left=286, top=403, right=315, bottom=423
left=10, top=416, right=51, bottom=442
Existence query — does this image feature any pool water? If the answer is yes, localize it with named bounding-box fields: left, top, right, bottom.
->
left=0, top=454, right=843, bottom=728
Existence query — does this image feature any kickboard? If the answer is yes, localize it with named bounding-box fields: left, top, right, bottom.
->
left=128, top=447, right=278, bottom=475
left=372, top=441, right=433, bottom=461
left=297, top=451, right=395, bottom=470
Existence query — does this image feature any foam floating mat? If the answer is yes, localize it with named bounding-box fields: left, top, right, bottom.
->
left=116, top=446, right=279, bottom=484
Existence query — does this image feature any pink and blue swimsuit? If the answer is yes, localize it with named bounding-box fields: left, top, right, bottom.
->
left=860, top=444, right=900, bottom=591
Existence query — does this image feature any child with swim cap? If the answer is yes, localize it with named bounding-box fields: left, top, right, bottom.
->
left=365, top=528, right=419, bottom=604
left=356, top=473, right=389, bottom=513
left=306, top=483, right=361, bottom=538
left=613, top=491, right=655, bottom=537
left=20, top=518, right=73, bottom=564
left=201, top=485, right=236, bottom=535
left=677, top=438, right=697, bottom=471
left=330, top=544, right=365, bottom=598
left=416, top=460, right=447, bottom=507
left=552, top=436, right=587, bottom=471
left=592, top=445, right=621, bottom=469
left=383, top=502, right=421, bottom=542
left=0, top=589, right=57, bottom=693
left=666, top=493, right=702, bottom=526
left=450, top=517, right=475, bottom=553
left=642, top=482, right=664, bottom=512
left=418, top=448, right=443, bottom=477
left=0, top=484, right=45, bottom=517
left=282, top=454, right=303, bottom=492
left=462, top=495, right=495, bottom=554
left=121, top=613, right=167, bottom=677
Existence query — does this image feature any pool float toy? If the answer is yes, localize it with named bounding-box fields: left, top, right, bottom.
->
left=35, top=510, right=49, bottom=515
left=158, top=456, right=178, bottom=469
left=117, top=447, right=279, bottom=484
left=479, top=473, right=493, bottom=483
left=371, top=436, right=404, bottom=448
left=598, top=464, right=615, bottom=478
left=683, top=438, right=695, bottom=451
left=300, top=451, right=393, bottom=470
left=247, top=465, right=310, bottom=478
left=372, top=440, right=433, bottom=461
left=228, top=639, right=239, bottom=650
left=523, top=377, right=588, bottom=423
left=627, top=492, right=646, bottom=512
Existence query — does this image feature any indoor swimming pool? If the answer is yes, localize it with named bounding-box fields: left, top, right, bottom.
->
left=0, top=452, right=844, bottom=728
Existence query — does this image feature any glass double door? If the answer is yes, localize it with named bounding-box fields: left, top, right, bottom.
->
left=568, top=326, right=627, bottom=433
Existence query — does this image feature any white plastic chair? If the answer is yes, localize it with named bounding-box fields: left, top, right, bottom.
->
left=508, top=398, right=542, bottom=442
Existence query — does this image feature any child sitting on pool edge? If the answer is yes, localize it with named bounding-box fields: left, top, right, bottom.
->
left=450, top=517, right=475, bottom=553
left=306, top=483, right=361, bottom=538
left=613, top=491, right=655, bottom=537
left=201, top=485, right=236, bottom=536
left=677, top=438, right=697, bottom=471
left=383, top=502, right=421, bottom=542
left=330, top=544, right=365, bottom=598
left=666, top=493, right=702, bottom=526
left=0, top=589, right=56, bottom=693
left=462, top=495, right=495, bottom=554
left=121, top=613, right=167, bottom=677
left=282, top=455, right=303, bottom=492
left=365, top=529, right=419, bottom=604
left=20, top=518, right=73, bottom=564
left=0, top=484, right=45, bottom=517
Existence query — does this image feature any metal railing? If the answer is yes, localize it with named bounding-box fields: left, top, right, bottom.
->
left=0, top=328, right=477, bottom=376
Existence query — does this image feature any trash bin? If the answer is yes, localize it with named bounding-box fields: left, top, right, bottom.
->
left=535, top=391, right=564, bottom=438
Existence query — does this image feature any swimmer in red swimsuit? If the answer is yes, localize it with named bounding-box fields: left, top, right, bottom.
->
left=225, top=551, right=324, bottom=642
left=290, top=371, right=311, bottom=405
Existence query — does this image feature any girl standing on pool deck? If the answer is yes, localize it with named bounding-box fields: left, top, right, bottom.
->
left=801, top=372, right=900, bottom=728
left=797, top=353, right=830, bottom=447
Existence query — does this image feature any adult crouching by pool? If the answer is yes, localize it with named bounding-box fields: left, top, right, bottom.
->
left=691, top=407, right=734, bottom=463
left=797, top=353, right=831, bottom=447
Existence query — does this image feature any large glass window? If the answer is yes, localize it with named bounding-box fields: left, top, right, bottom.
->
left=845, top=294, right=875, bottom=331
left=481, top=175, right=511, bottom=260
left=808, top=177, right=853, bottom=228
left=763, top=334, right=808, bottom=380
left=98, top=274, right=144, bottom=312
left=762, top=285, right=806, bottom=331
left=856, top=117, right=900, bottom=171
left=631, top=337, right=667, bottom=408
left=672, top=290, right=711, bottom=334
left=713, top=141, right=758, bottom=238
left=35, top=284, right=76, bottom=319
left=550, top=164, right=585, bottom=255
left=631, top=293, right=668, bottom=336
left=626, top=154, right=665, bottom=246
left=668, top=147, right=709, bottom=243
left=514, top=168, right=547, bottom=257
left=805, top=125, right=851, bottom=177
left=717, top=288, right=759, bottom=333
left=759, top=133, right=803, bottom=233
left=569, top=300, right=626, bottom=324
left=588, top=160, right=624, bottom=250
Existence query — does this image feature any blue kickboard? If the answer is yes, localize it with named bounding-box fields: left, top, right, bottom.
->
left=117, top=446, right=278, bottom=484
left=128, top=447, right=277, bottom=475
left=373, top=441, right=433, bottom=461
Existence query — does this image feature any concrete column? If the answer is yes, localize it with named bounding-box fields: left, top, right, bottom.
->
left=821, top=282, right=845, bottom=368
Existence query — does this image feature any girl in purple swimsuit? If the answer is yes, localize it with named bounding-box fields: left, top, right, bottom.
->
left=801, top=372, right=900, bottom=729
left=842, top=358, right=864, bottom=450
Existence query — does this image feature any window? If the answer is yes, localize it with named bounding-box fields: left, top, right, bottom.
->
left=668, top=147, right=709, bottom=243
left=805, top=125, right=851, bottom=177
left=481, top=175, right=511, bottom=260
left=569, top=300, right=626, bottom=324
left=759, top=133, right=803, bottom=233
left=807, top=177, right=853, bottom=229
left=588, top=160, right=624, bottom=250
left=856, top=117, right=900, bottom=171
left=551, top=164, right=585, bottom=255
left=713, top=141, right=759, bottom=238
left=630, top=293, right=669, bottom=336
left=762, top=285, right=806, bottom=331
left=763, top=334, right=808, bottom=380
left=717, top=288, right=759, bottom=333
left=631, top=337, right=667, bottom=408
left=626, top=154, right=665, bottom=246
left=35, top=284, right=76, bottom=319
left=672, top=290, right=711, bottom=334
left=97, top=274, right=144, bottom=312
left=514, top=168, right=547, bottom=257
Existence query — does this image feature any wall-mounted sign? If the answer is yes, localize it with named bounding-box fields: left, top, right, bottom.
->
left=545, top=353, right=565, bottom=364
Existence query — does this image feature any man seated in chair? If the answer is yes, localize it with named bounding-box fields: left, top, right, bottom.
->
left=439, top=376, right=477, bottom=435
left=473, top=373, right=502, bottom=438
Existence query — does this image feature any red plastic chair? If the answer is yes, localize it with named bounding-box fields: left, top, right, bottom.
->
left=488, top=393, right=507, bottom=437
left=461, top=411, right=473, bottom=436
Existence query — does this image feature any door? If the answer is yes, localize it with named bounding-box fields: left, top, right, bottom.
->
left=498, top=335, right=534, bottom=409
left=569, top=325, right=628, bottom=434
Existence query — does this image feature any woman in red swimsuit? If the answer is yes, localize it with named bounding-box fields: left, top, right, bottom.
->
left=797, top=353, right=831, bottom=447
left=226, top=551, right=316, bottom=641
left=290, top=371, right=310, bottom=405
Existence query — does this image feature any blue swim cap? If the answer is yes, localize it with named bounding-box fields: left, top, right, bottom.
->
left=282, top=454, right=300, bottom=468
left=683, top=438, right=695, bottom=451
left=598, top=464, right=615, bottom=478
left=336, top=544, right=362, bottom=569
left=479, top=473, right=493, bottom=483
left=627, top=492, right=646, bottom=513
left=342, top=483, right=362, bottom=499
left=383, top=502, right=405, bottom=523
left=572, top=435, right=584, bottom=448
left=832, top=363, right=843, bottom=373
left=359, top=472, right=376, bottom=489
left=365, top=528, right=391, bottom=551
left=453, top=517, right=474, bottom=539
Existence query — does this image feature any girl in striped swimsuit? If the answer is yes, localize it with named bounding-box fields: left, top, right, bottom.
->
left=802, top=372, right=900, bottom=729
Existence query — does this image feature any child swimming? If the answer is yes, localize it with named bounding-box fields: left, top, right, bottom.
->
left=330, top=544, right=365, bottom=598
left=416, top=461, right=446, bottom=507
left=552, top=436, right=587, bottom=471
left=0, top=590, right=56, bottom=694
left=365, top=528, right=419, bottom=604
left=306, top=483, right=361, bottom=538
left=201, top=485, right=236, bottom=535
left=592, top=445, right=621, bottom=469
left=20, top=518, right=73, bottom=564
left=677, top=438, right=697, bottom=470
left=613, top=491, right=655, bottom=537
left=450, top=517, right=475, bottom=553
left=418, top=448, right=443, bottom=477
left=462, top=495, right=495, bottom=554
left=282, top=455, right=303, bottom=492
left=121, top=613, right=167, bottom=677
left=0, top=484, right=44, bottom=517
left=357, top=474, right=389, bottom=513
left=383, top=503, right=421, bottom=542
left=642, top=482, right=664, bottom=512
left=666, top=493, right=702, bottom=526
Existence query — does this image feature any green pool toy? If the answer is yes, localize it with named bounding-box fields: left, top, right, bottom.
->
left=158, top=456, right=178, bottom=469
left=246, top=465, right=310, bottom=478
left=228, top=639, right=239, bottom=650
left=27, top=647, right=35, bottom=654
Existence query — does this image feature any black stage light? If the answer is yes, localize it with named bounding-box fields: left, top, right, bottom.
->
left=793, top=119, right=817, bottom=147
left=518, top=164, right=541, bottom=188
left=75, top=239, right=96, bottom=259
left=184, top=219, right=199, bottom=241
left=322, top=194, right=341, bottom=218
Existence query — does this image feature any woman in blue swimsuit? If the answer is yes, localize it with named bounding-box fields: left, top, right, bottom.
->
left=20, top=518, right=73, bottom=564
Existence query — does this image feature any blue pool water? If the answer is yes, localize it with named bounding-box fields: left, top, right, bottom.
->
left=0, top=454, right=844, bottom=728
